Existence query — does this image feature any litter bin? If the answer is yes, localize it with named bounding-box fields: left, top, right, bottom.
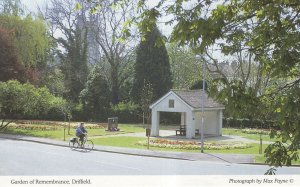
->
left=146, top=128, right=151, bottom=137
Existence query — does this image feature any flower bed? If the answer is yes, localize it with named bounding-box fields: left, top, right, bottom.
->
left=18, top=120, right=63, bottom=126
left=9, top=123, right=106, bottom=131
left=17, top=120, right=107, bottom=128
left=11, top=124, right=60, bottom=131
left=73, top=124, right=106, bottom=129
left=136, top=139, right=252, bottom=150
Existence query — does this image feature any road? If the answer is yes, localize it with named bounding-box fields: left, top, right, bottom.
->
left=0, top=139, right=300, bottom=175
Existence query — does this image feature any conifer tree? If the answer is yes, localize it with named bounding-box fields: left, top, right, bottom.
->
left=132, top=25, right=172, bottom=103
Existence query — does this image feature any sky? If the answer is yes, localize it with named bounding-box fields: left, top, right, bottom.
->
left=19, top=0, right=173, bottom=36
left=20, top=0, right=46, bottom=13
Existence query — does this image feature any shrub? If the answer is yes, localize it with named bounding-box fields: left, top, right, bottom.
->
left=223, top=117, right=278, bottom=129
left=111, top=102, right=140, bottom=123
left=0, top=80, right=67, bottom=130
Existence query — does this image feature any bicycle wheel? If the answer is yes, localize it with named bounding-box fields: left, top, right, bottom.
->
left=69, top=140, right=80, bottom=150
left=84, top=140, right=94, bottom=152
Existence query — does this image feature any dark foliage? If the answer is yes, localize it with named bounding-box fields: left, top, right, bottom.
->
left=132, top=25, right=173, bottom=103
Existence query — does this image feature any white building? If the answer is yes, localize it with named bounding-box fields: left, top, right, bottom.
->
left=150, top=90, right=225, bottom=139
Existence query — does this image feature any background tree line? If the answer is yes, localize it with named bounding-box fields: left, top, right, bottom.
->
left=1, top=0, right=181, bottom=124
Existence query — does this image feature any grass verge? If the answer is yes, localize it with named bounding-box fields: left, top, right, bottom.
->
left=255, top=154, right=300, bottom=165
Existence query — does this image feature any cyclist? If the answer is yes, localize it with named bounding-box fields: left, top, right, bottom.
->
left=76, top=122, right=88, bottom=146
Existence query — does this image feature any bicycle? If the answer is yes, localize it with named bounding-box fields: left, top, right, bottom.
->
left=69, top=134, right=94, bottom=152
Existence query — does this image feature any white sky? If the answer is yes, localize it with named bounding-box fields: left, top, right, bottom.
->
left=20, top=0, right=46, bottom=13
left=20, top=0, right=173, bottom=36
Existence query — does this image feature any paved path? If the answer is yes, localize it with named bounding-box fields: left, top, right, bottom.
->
left=205, top=135, right=274, bottom=144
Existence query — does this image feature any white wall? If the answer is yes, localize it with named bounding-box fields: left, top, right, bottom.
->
left=195, top=110, right=220, bottom=135
left=150, top=110, right=160, bottom=136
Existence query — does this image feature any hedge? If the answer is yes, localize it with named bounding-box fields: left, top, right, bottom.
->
left=223, top=117, right=279, bottom=129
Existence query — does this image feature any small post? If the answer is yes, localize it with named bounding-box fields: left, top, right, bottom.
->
left=259, top=121, right=263, bottom=154
left=64, top=126, right=66, bottom=141
left=68, top=118, right=71, bottom=135
left=259, top=133, right=262, bottom=154
left=200, top=59, right=206, bottom=153
left=146, top=128, right=151, bottom=150
left=143, top=112, right=145, bottom=126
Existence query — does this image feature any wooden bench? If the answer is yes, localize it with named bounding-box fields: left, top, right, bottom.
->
left=176, top=127, right=186, bottom=136
left=175, top=129, right=200, bottom=136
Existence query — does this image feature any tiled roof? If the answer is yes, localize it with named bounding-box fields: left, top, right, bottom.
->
left=172, top=90, right=224, bottom=109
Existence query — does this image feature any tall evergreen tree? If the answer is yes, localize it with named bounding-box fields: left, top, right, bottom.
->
left=132, top=25, right=172, bottom=103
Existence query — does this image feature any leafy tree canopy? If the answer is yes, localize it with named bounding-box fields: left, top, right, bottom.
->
left=0, top=14, right=50, bottom=67
left=167, top=43, right=205, bottom=89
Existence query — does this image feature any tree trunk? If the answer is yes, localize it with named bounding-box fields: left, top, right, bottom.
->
left=111, top=65, right=119, bottom=105
left=0, top=119, right=15, bottom=131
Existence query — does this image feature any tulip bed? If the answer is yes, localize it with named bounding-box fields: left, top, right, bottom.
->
left=136, top=138, right=252, bottom=150
left=8, top=122, right=107, bottom=131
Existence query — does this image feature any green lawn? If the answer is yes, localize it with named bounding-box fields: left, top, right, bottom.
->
left=119, top=124, right=147, bottom=133
left=3, top=127, right=69, bottom=140
left=92, top=136, right=147, bottom=148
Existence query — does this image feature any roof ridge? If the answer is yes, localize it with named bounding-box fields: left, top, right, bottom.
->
left=172, top=89, right=204, bottom=92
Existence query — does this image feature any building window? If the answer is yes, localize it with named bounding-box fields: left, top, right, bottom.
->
left=169, top=99, right=174, bottom=108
